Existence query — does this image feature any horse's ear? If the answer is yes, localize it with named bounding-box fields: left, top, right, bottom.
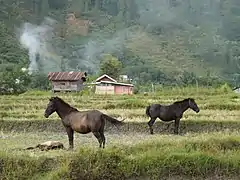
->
left=189, top=98, right=194, bottom=102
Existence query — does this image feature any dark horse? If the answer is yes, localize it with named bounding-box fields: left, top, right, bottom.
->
left=44, top=96, right=124, bottom=149
left=146, top=98, right=200, bottom=135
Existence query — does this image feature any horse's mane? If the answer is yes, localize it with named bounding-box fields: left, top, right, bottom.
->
left=52, top=97, right=78, bottom=112
left=173, top=98, right=194, bottom=104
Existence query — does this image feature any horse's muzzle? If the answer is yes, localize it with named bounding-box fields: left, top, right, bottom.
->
left=44, top=113, right=49, bottom=118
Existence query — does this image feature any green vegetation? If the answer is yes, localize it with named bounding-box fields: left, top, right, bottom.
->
left=0, top=87, right=239, bottom=179
left=99, top=54, right=123, bottom=79
left=0, top=0, right=240, bottom=92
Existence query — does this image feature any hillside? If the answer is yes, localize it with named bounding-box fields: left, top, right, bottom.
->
left=125, top=27, right=218, bottom=76
left=0, top=0, right=240, bottom=86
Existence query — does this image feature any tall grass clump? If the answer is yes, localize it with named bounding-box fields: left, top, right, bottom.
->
left=56, top=138, right=240, bottom=179
left=0, top=152, right=58, bottom=179
left=218, top=83, right=233, bottom=93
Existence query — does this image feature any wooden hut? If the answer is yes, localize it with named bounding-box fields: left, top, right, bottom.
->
left=48, top=72, right=87, bottom=92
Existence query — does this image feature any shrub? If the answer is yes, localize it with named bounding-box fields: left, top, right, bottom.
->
left=219, top=83, right=233, bottom=93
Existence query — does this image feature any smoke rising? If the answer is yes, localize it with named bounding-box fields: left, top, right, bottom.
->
left=19, top=17, right=56, bottom=73
left=79, top=28, right=134, bottom=72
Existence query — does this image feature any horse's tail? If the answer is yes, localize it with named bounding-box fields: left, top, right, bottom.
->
left=102, top=114, right=125, bottom=125
left=146, top=105, right=151, bottom=117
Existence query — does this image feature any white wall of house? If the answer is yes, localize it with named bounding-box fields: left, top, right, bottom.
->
left=95, top=84, right=114, bottom=94
left=234, top=88, right=240, bottom=93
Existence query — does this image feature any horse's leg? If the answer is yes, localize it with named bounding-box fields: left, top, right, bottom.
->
left=99, top=118, right=105, bottom=148
left=174, top=118, right=180, bottom=134
left=65, top=127, right=74, bottom=150
left=93, top=132, right=102, bottom=148
left=99, top=131, right=106, bottom=149
left=147, top=118, right=156, bottom=134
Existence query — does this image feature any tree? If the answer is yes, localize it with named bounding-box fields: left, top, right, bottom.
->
left=177, top=71, right=198, bottom=87
left=29, top=72, right=50, bottom=90
left=39, top=0, right=49, bottom=22
left=99, top=54, right=122, bottom=79
left=0, top=22, right=28, bottom=65
left=0, top=66, right=31, bottom=94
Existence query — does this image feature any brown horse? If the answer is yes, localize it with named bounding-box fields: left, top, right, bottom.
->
left=44, top=96, right=124, bottom=149
left=146, top=98, right=200, bottom=135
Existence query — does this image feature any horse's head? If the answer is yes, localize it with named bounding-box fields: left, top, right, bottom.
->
left=188, top=98, right=200, bottom=113
left=44, top=96, right=59, bottom=118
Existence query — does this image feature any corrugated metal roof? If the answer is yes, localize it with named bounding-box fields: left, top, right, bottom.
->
left=48, top=72, right=87, bottom=81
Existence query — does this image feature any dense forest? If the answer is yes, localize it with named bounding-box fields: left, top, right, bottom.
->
left=0, top=0, right=240, bottom=92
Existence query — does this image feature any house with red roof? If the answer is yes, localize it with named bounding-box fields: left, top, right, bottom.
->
left=94, top=74, right=134, bottom=95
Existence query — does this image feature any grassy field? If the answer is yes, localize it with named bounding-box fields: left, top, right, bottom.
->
left=0, top=87, right=239, bottom=180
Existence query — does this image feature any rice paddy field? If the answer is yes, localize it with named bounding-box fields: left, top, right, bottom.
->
left=0, top=87, right=239, bottom=180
